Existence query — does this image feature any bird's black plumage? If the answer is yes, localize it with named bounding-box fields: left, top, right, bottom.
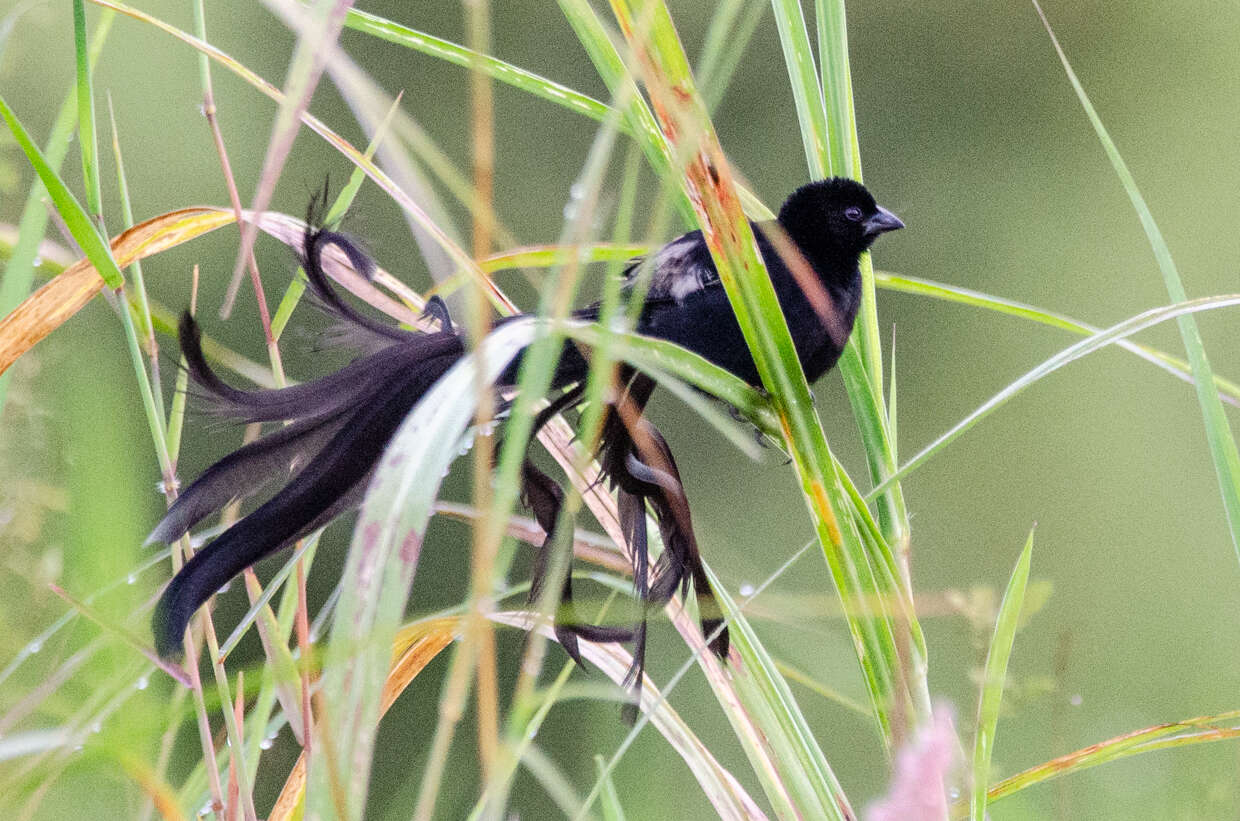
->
left=149, top=177, right=902, bottom=708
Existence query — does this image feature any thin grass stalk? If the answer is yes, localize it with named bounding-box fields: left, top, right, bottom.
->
left=192, top=0, right=272, bottom=356
left=875, top=270, right=1240, bottom=405
left=970, top=529, right=1034, bottom=820
left=71, top=0, right=103, bottom=227
left=105, top=94, right=165, bottom=424
left=815, top=7, right=923, bottom=730
left=1032, top=0, right=1240, bottom=559
left=221, top=0, right=350, bottom=320
left=486, top=101, right=632, bottom=818
left=464, top=0, right=502, bottom=787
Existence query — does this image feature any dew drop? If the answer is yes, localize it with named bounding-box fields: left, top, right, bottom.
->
left=127, top=574, right=137, bottom=585
left=1070, top=694, right=1083, bottom=707
left=26, top=640, right=42, bottom=655
left=260, top=736, right=275, bottom=750
left=136, top=675, right=150, bottom=691
left=738, top=582, right=755, bottom=597
left=31, top=255, right=43, bottom=267
left=90, top=721, right=102, bottom=734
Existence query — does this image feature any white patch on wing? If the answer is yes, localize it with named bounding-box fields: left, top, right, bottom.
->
left=642, top=234, right=717, bottom=302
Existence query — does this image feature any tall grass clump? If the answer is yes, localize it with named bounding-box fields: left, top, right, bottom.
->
left=1, top=1, right=1238, bottom=819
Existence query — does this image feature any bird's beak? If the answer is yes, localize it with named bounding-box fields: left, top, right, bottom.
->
left=863, top=206, right=904, bottom=237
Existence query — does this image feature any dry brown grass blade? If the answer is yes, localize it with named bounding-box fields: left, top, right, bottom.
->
left=0, top=207, right=234, bottom=375
left=268, top=617, right=460, bottom=821
left=0, top=205, right=429, bottom=377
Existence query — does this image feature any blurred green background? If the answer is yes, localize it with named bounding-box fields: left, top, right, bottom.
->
left=2, top=0, right=1239, bottom=818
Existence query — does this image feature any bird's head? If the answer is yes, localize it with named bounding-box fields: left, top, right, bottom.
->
left=778, top=177, right=904, bottom=257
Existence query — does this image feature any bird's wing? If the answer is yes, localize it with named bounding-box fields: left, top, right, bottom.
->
left=624, top=230, right=720, bottom=303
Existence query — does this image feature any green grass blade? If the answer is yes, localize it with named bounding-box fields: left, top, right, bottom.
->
left=697, top=0, right=767, bottom=112
left=769, top=0, right=829, bottom=179
left=0, top=95, right=124, bottom=289
left=767, top=0, right=924, bottom=731
left=810, top=0, right=914, bottom=600
left=0, top=11, right=112, bottom=411
left=560, top=321, right=778, bottom=435
left=594, top=755, right=627, bottom=821
left=558, top=0, right=696, bottom=225
left=970, top=527, right=1034, bottom=821
left=816, top=0, right=859, bottom=179
left=72, top=0, right=103, bottom=223
left=1033, top=0, right=1240, bottom=559
left=871, top=294, right=1240, bottom=498
left=344, top=7, right=614, bottom=127
left=874, top=270, right=1240, bottom=405
left=704, top=562, right=854, bottom=819
left=305, top=320, right=536, bottom=821
left=976, top=709, right=1240, bottom=811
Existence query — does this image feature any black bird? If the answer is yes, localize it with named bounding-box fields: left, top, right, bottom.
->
left=149, top=177, right=902, bottom=710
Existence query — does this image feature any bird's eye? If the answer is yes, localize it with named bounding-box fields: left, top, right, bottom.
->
left=843, top=206, right=863, bottom=222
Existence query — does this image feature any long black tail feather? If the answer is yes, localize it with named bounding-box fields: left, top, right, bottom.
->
left=152, top=333, right=464, bottom=658
left=301, top=222, right=414, bottom=347
left=147, top=412, right=347, bottom=546
left=178, top=311, right=429, bottom=423
left=153, top=203, right=732, bottom=716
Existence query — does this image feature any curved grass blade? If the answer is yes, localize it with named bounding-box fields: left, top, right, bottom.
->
left=970, top=528, right=1034, bottom=821
left=0, top=207, right=235, bottom=375
left=1033, top=0, right=1240, bottom=559
left=492, top=612, right=770, bottom=821
left=304, top=320, right=535, bottom=821
left=871, top=294, right=1240, bottom=498
left=965, top=708, right=1240, bottom=814
left=0, top=94, right=123, bottom=289
left=267, top=617, right=460, bottom=821
left=0, top=205, right=425, bottom=378
left=594, top=754, right=627, bottom=821
left=344, top=8, right=614, bottom=126
left=559, top=320, right=779, bottom=436
left=875, top=270, right=1240, bottom=406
